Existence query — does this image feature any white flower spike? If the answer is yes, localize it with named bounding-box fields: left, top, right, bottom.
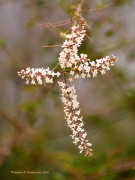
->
left=18, top=19, right=117, bottom=157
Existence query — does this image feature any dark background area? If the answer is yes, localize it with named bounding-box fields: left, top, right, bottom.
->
left=0, top=0, right=135, bottom=179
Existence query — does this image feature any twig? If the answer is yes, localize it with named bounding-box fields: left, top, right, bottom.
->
left=76, top=1, right=91, bottom=30
left=70, top=16, right=73, bottom=33
left=40, top=21, right=71, bottom=28
left=41, top=18, right=70, bottom=25
left=63, top=72, right=67, bottom=84
left=64, top=29, right=70, bottom=34
left=86, top=33, right=94, bottom=44
left=81, top=3, right=114, bottom=13
left=80, top=15, right=91, bottom=29
left=61, top=71, right=70, bottom=73
left=76, top=0, right=85, bottom=16
left=52, top=63, right=60, bottom=71
left=42, top=44, right=62, bottom=48
left=47, top=23, right=62, bottom=33
left=39, top=19, right=71, bottom=27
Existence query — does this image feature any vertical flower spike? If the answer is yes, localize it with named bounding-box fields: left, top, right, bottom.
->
left=59, top=19, right=86, bottom=68
left=58, top=81, right=93, bottom=157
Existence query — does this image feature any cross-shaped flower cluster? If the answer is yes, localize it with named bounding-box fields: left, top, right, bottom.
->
left=18, top=19, right=117, bottom=157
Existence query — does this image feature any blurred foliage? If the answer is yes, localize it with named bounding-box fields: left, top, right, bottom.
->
left=0, top=0, right=135, bottom=180
left=0, top=38, right=7, bottom=48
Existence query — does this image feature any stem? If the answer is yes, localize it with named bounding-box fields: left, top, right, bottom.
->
left=47, top=23, right=62, bottom=33
left=51, top=63, right=60, bottom=71
left=39, top=18, right=71, bottom=26
left=42, top=44, right=62, bottom=48
left=60, top=71, right=70, bottom=73
left=74, top=0, right=85, bottom=22
left=39, top=19, right=71, bottom=27
left=81, top=3, right=114, bottom=13
left=80, top=15, right=91, bottom=29
left=63, top=72, right=67, bottom=84
left=86, top=33, right=93, bottom=44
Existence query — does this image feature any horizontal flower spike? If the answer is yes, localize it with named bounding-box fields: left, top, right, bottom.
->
left=18, top=67, right=61, bottom=85
left=59, top=19, right=86, bottom=69
left=58, top=81, right=93, bottom=157
left=71, top=55, right=117, bottom=79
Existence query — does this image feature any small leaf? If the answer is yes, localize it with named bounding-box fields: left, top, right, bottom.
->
left=60, top=32, right=67, bottom=38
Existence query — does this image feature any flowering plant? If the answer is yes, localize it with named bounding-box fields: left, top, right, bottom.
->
left=18, top=19, right=117, bottom=157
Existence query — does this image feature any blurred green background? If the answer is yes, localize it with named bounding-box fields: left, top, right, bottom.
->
left=0, top=0, right=135, bottom=179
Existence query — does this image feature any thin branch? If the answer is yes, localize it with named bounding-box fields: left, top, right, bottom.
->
left=80, top=15, right=91, bottom=29
left=70, top=16, right=73, bottom=33
left=52, top=63, right=60, bottom=71
left=63, top=72, right=67, bottom=84
left=40, top=21, right=71, bottom=28
left=61, top=71, right=70, bottom=73
left=75, top=1, right=91, bottom=30
left=64, top=29, right=71, bottom=34
left=43, top=18, right=70, bottom=25
left=81, top=3, right=114, bottom=13
left=86, top=33, right=94, bottom=44
left=47, top=23, right=62, bottom=33
left=76, top=0, right=85, bottom=16
left=39, top=19, right=71, bottom=27
left=42, top=44, right=62, bottom=48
